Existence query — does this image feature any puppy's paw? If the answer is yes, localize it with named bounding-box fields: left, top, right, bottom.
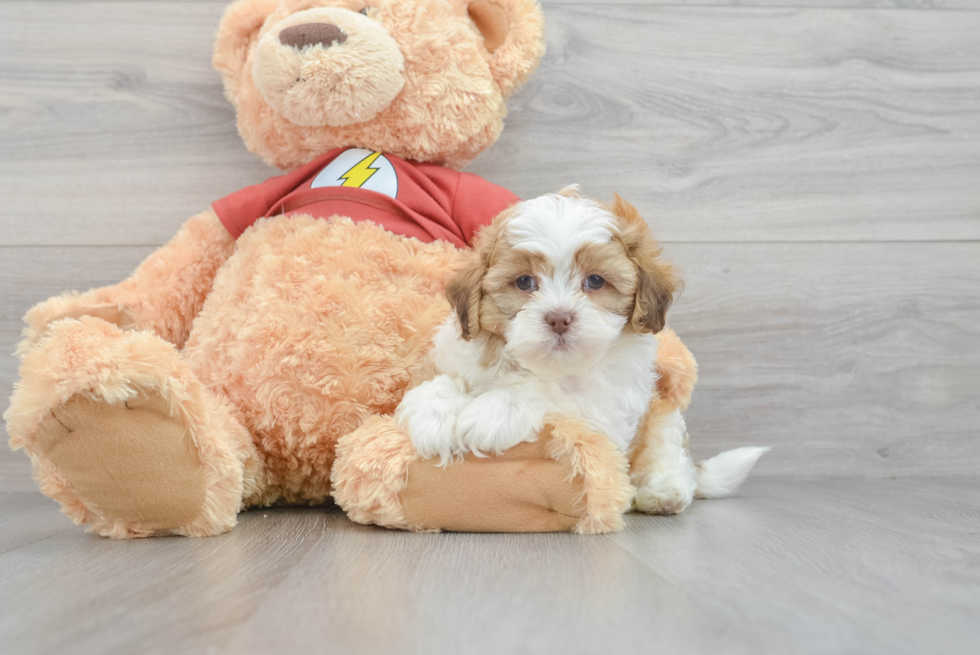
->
left=396, top=375, right=469, bottom=465
left=634, top=470, right=697, bottom=515
left=455, top=390, right=542, bottom=457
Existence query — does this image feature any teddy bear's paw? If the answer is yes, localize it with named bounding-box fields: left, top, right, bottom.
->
left=5, top=317, right=251, bottom=538
left=33, top=389, right=216, bottom=537
left=634, top=469, right=697, bottom=515
left=20, top=293, right=135, bottom=355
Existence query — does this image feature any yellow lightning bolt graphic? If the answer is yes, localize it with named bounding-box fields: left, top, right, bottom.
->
left=340, top=151, right=383, bottom=188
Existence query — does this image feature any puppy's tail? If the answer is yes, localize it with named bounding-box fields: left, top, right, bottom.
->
left=694, top=447, right=769, bottom=499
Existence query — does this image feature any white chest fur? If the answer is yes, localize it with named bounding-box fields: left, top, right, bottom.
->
left=428, top=318, right=660, bottom=453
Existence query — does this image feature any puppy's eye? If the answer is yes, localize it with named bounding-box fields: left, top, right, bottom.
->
left=359, top=6, right=370, bottom=15
left=585, top=274, right=605, bottom=290
left=515, top=275, right=537, bottom=292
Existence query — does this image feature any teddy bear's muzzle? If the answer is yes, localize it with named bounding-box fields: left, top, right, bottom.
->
left=252, top=7, right=405, bottom=128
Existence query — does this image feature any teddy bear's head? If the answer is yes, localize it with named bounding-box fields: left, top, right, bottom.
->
left=214, top=0, right=545, bottom=170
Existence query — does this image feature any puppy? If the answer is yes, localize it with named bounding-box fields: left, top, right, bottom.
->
left=396, top=187, right=766, bottom=514
left=397, top=186, right=675, bottom=456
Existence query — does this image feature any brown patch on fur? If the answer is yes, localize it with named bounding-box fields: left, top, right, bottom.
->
left=445, top=207, right=519, bottom=340
left=607, top=195, right=679, bottom=334
left=654, top=328, right=698, bottom=411
left=574, top=241, right=636, bottom=318
left=480, top=247, right=551, bottom=336
left=628, top=396, right=682, bottom=481
left=445, top=251, right=486, bottom=341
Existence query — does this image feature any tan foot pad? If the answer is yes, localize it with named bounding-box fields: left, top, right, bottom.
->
left=37, top=390, right=208, bottom=532
left=401, top=437, right=585, bottom=533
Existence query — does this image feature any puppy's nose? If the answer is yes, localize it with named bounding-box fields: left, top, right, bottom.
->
left=279, top=23, right=348, bottom=50
left=545, top=311, right=575, bottom=335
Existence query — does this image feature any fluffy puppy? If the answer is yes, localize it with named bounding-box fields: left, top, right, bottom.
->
left=397, top=187, right=677, bottom=464
left=397, top=187, right=768, bottom=514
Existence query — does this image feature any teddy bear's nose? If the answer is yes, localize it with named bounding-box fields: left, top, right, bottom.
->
left=279, top=23, right=348, bottom=50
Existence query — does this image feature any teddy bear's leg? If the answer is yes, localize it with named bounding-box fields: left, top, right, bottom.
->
left=629, top=329, right=700, bottom=515
left=332, top=416, right=633, bottom=534
left=4, top=316, right=262, bottom=538
left=20, top=210, right=234, bottom=353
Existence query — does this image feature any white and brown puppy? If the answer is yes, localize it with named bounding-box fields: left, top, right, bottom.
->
left=396, top=187, right=766, bottom=513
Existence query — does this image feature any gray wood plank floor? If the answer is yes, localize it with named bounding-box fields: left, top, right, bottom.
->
left=1, top=1, right=978, bottom=653
left=1, top=477, right=978, bottom=655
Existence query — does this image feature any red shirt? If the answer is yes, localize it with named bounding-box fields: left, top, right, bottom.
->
left=213, top=147, right=518, bottom=249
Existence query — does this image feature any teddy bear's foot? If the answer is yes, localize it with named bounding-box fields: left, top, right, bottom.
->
left=35, top=390, right=213, bottom=536
left=332, top=416, right=633, bottom=534
left=5, top=317, right=260, bottom=538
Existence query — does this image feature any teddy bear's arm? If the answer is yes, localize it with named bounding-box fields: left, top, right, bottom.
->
left=333, top=416, right=633, bottom=534
left=21, top=210, right=235, bottom=353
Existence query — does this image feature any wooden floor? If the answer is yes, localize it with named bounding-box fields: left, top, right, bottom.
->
left=1, top=477, right=978, bottom=655
left=1, top=0, right=978, bottom=653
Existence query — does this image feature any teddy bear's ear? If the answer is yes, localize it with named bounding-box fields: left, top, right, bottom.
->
left=213, top=0, right=279, bottom=103
left=466, top=0, right=546, bottom=97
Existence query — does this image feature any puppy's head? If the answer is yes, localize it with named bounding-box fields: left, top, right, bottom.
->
left=447, top=187, right=679, bottom=377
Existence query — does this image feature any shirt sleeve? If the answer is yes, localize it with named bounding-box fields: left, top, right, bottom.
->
left=212, top=154, right=336, bottom=238
left=451, top=172, right=520, bottom=246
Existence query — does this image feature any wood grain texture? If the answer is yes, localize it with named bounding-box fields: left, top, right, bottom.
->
left=478, top=5, right=980, bottom=242
left=0, top=477, right=977, bottom=654
left=545, top=0, right=980, bottom=8
left=671, top=241, right=980, bottom=478
left=2, top=3, right=979, bottom=245
left=0, top=492, right=74, bottom=553
left=2, top=242, right=977, bottom=479
left=11, top=1, right=979, bottom=9
left=0, top=1, right=264, bottom=247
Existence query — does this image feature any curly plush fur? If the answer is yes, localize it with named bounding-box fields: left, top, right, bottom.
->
left=5, top=0, right=703, bottom=537
left=215, top=0, right=546, bottom=170
left=7, top=316, right=261, bottom=537
left=186, top=216, right=463, bottom=505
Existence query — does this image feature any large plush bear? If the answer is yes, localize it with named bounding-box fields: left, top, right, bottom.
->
left=5, top=0, right=699, bottom=538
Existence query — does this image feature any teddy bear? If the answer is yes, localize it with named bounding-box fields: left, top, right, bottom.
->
left=4, top=0, right=699, bottom=538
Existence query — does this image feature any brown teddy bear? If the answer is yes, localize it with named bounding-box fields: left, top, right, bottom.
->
left=5, top=0, right=699, bottom=538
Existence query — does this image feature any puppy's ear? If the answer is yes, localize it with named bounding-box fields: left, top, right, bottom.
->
left=446, top=216, right=506, bottom=340
left=446, top=253, right=485, bottom=341
left=610, top=195, right=680, bottom=334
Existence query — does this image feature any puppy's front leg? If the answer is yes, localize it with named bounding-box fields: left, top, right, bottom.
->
left=630, top=397, right=698, bottom=515
left=455, top=389, right=549, bottom=457
left=396, top=375, right=470, bottom=465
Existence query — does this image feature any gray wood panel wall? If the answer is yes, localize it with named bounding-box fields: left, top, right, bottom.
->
left=2, top=0, right=978, bottom=490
